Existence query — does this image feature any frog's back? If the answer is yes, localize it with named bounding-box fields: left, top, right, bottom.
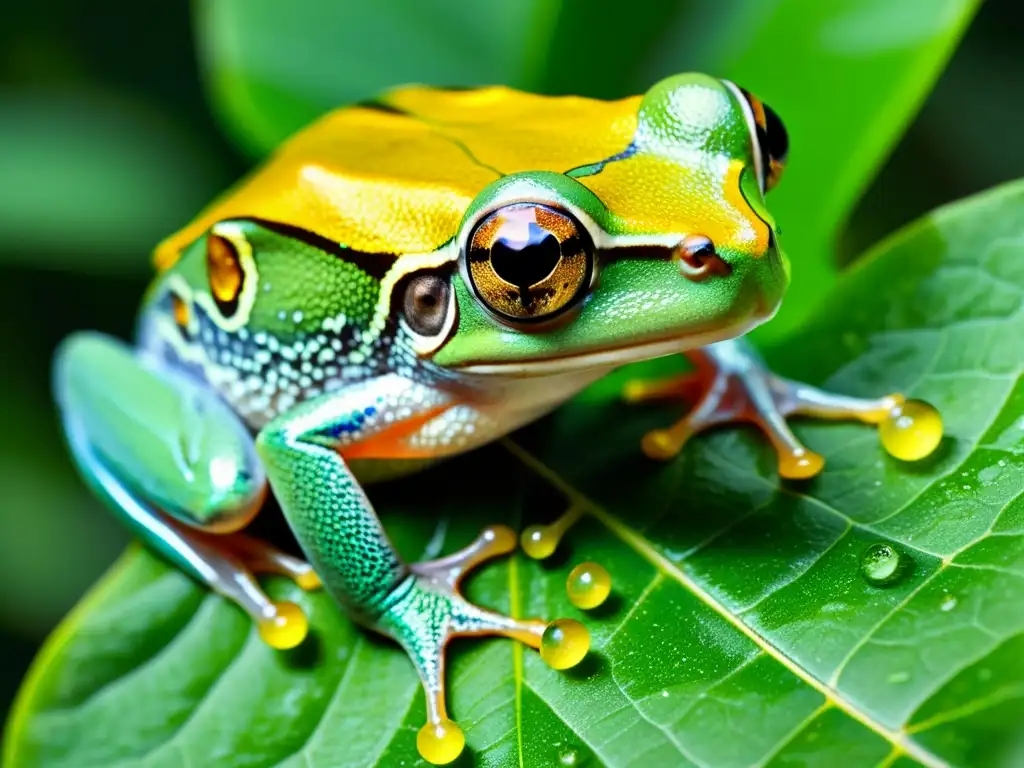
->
left=154, top=86, right=642, bottom=271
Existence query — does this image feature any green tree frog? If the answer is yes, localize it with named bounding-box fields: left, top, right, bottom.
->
left=52, top=73, right=942, bottom=765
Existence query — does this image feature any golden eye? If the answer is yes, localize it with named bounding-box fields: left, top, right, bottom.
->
left=761, top=102, right=789, bottom=191
left=206, top=232, right=243, bottom=316
left=466, top=203, right=592, bottom=323
left=738, top=87, right=789, bottom=192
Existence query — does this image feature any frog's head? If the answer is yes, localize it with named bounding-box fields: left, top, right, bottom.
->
left=152, top=73, right=789, bottom=382
left=424, top=73, right=790, bottom=374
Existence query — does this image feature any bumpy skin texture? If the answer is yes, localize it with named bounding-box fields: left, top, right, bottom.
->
left=60, top=73, right=891, bottom=764
left=155, top=77, right=770, bottom=270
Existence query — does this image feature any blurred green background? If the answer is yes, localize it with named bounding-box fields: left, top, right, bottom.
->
left=0, top=0, right=1020, bottom=729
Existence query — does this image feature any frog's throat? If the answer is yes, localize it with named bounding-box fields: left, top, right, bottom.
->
left=454, top=315, right=765, bottom=377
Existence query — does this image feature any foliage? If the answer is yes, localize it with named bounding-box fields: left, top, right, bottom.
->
left=10, top=177, right=1024, bottom=766
left=8, top=1, right=1024, bottom=767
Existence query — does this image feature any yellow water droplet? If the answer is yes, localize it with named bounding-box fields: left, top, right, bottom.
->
left=566, top=562, right=612, bottom=610
left=257, top=601, right=308, bottom=650
left=417, top=719, right=465, bottom=765
left=641, top=429, right=680, bottom=461
left=540, top=618, right=590, bottom=670
left=295, top=568, right=322, bottom=591
left=484, top=524, right=517, bottom=555
left=778, top=449, right=824, bottom=480
left=521, top=525, right=559, bottom=560
left=879, top=399, right=942, bottom=461
left=621, top=380, right=648, bottom=402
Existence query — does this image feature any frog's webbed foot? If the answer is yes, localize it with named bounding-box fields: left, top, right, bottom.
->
left=219, top=532, right=322, bottom=592
left=623, top=339, right=943, bottom=479
left=54, top=333, right=322, bottom=652
left=257, top=386, right=593, bottom=764
left=178, top=530, right=323, bottom=650
left=376, top=525, right=589, bottom=765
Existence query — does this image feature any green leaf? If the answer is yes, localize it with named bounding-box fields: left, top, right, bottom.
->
left=0, top=89, right=230, bottom=273
left=194, top=0, right=560, bottom=156
left=8, top=175, right=1024, bottom=765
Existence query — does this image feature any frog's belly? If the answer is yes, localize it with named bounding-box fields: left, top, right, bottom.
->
left=351, top=367, right=608, bottom=484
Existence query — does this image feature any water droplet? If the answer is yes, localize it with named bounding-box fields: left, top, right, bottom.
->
left=560, top=751, right=578, bottom=766
left=940, top=594, right=958, bottom=612
left=860, top=543, right=907, bottom=587
left=521, top=525, right=559, bottom=559
left=566, top=562, right=612, bottom=609
left=879, top=399, right=942, bottom=461
left=888, top=671, right=910, bottom=684
left=660, top=690, right=670, bottom=698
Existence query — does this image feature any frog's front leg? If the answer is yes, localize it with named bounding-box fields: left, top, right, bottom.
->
left=256, top=379, right=589, bottom=765
left=54, top=333, right=320, bottom=648
left=624, top=338, right=943, bottom=478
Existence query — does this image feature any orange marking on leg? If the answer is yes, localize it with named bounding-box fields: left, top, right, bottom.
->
left=340, top=404, right=457, bottom=460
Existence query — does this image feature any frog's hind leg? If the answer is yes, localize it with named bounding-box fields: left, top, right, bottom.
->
left=54, top=332, right=319, bottom=649
left=623, top=338, right=942, bottom=478
left=256, top=385, right=589, bottom=764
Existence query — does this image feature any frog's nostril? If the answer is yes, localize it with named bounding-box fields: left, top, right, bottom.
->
left=674, top=235, right=731, bottom=282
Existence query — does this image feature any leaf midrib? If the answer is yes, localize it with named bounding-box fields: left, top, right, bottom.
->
left=501, top=439, right=949, bottom=768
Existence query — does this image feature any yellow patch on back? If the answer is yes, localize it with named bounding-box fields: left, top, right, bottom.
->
left=154, top=87, right=641, bottom=271
left=383, top=86, right=641, bottom=176
left=579, top=155, right=769, bottom=255
left=154, top=108, right=494, bottom=270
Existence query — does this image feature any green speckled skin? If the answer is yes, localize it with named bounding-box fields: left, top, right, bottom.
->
left=255, top=387, right=408, bottom=617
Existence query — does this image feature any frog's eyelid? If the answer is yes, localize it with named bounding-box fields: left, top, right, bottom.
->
left=457, top=191, right=604, bottom=257
left=722, top=79, right=766, bottom=196
left=455, top=184, right=687, bottom=272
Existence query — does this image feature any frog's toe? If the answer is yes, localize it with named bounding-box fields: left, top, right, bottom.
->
left=520, top=503, right=584, bottom=561
left=223, top=532, right=322, bottom=591
left=378, top=525, right=590, bottom=765
left=139, top=528, right=313, bottom=650
left=624, top=340, right=943, bottom=478
left=208, top=555, right=311, bottom=650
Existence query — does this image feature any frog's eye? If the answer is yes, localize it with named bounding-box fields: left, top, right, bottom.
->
left=401, top=272, right=456, bottom=352
left=735, top=87, right=789, bottom=193
left=206, top=232, right=244, bottom=317
left=466, top=203, right=593, bottom=325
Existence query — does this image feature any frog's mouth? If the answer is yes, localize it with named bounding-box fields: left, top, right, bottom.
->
left=455, top=314, right=764, bottom=377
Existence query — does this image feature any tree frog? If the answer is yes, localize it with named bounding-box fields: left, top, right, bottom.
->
left=53, top=73, right=941, bottom=765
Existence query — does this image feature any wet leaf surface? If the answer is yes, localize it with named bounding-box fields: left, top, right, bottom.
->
left=7, top=177, right=1023, bottom=766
